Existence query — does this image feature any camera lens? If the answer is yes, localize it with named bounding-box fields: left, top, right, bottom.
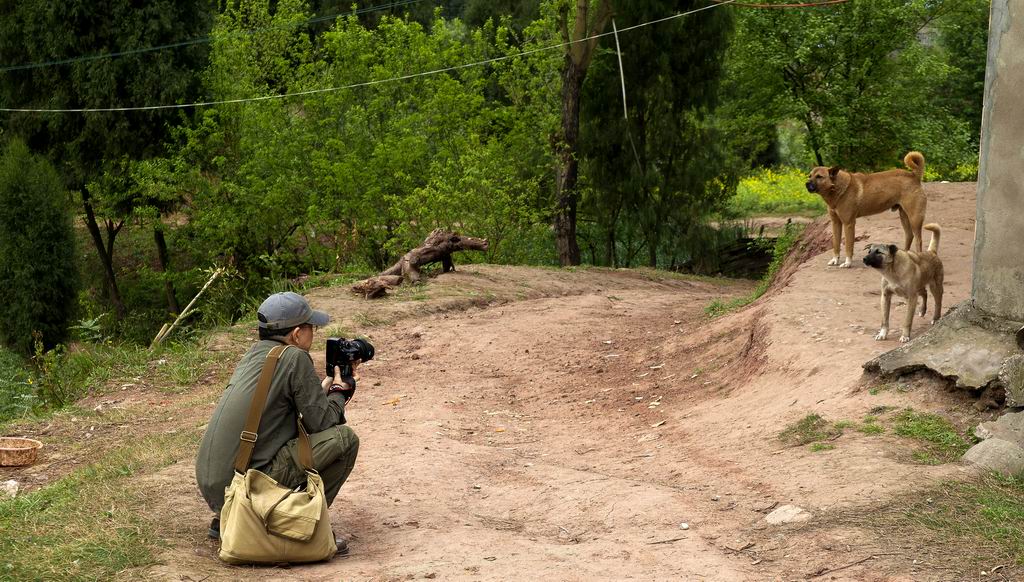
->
left=353, top=338, right=375, bottom=362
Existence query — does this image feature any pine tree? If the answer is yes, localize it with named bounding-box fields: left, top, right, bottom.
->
left=0, top=140, right=79, bottom=354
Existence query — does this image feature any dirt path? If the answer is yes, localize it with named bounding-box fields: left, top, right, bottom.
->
left=141, top=182, right=998, bottom=581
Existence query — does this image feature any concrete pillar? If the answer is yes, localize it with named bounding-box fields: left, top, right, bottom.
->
left=973, top=0, right=1024, bottom=322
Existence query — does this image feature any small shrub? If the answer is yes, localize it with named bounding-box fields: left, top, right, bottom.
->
left=923, top=159, right=979, bottom=182
left=32, top=339, right=92, bottom=408
left=69, top=314, right=109, bottom=344
left=0, top=347, right=39, bottom=422
left=779, top=413, right=844, bottom=446
left=727, top=167, right=827, bottom=217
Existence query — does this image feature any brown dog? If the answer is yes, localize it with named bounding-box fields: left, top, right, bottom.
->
left=862, top=223, right=943, bottom=343
left=806, top=151, right=927, bottom=268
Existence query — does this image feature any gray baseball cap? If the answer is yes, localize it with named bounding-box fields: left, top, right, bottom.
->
left=257, top=292, right=330, bottom=331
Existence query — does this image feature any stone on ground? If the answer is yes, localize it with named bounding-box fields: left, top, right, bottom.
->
left=974, top=410, right=1024, bottom=443
left=764, top=505, right=812, bottom=525
left=962, top=438, right=1024, bottom=476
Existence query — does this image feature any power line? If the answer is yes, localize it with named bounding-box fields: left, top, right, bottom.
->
left=0, top=0, right=736, bottom=114
left=0, top=0, right=427, bottom=73
left=708, top=0, right=848, bottom=7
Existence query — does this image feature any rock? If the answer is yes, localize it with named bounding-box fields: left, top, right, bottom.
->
left=999, top=354, right=1024, bottom=407
left=0, top=480, right=19, bottom=499
left=864, top=302, right=1021, bottom=390
left=764, top=505, right=812, bottom=525
left=974, top=411, right=1024, bottom=445
left=679, top=522, right=690, bottom=530
left=962, top=438, right=1024, bottom=476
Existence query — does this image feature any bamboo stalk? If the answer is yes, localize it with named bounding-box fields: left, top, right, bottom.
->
left=151, top=267, right=224, bottom=348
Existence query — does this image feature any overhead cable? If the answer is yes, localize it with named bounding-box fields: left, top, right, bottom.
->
left=707, top=0, right=848, bottom=7
left=1, top=1, right=738, bottom=113
left=0, top=0, right=427, bottom=73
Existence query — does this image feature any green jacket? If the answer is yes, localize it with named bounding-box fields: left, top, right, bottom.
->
left=196, top=339, right=347, bottom=512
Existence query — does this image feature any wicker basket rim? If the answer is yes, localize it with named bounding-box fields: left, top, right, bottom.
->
left=0, top=437, right=43, bottom=451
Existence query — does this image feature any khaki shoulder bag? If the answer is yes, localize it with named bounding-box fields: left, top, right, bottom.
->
left=218, top=345, right=337, bottom=564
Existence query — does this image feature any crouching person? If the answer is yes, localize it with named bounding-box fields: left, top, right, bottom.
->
left=196, top=291, right=360, bottom=558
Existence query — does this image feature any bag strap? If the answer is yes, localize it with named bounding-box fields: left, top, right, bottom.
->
left=296, top=413, right=315, bottom=471
left=234, top=344, right=314, bottom=474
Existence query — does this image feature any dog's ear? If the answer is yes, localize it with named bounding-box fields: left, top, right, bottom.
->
left=888, top=244, right=898, bottom=256
left=830, top=169, right=851, bottom=196
left=828, top=166, right=841, bottom=179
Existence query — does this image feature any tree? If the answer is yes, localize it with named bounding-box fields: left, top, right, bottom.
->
left=724, top=0, right=972, bottom=172
left=309, top=12, right=550, bottom=268
left=0, top=140, right=79, bottom=354
left=184, top=6, right=539, bottom=276
left=581, top=0, right=734, bottom=268
left=552, top=0, right=613, bottom=266
left=0, top=0, right=212, bottom=319
left=935, top=0, right=990, bottom=147
left=461, top=0, right=541, bottom=31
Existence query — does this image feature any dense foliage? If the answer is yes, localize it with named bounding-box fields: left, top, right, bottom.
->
left=722, top=0, right=983, bottom=174
left=0, top=140, right=79, bottom=355
left=0, top=0, right=991, bottom=352
left=580, top=0, right=734, bottom=268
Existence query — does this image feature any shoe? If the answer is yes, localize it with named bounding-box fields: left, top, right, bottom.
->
left=334, top=532, right=349, bottom=555
left=209, top=517, right=220, bottom=540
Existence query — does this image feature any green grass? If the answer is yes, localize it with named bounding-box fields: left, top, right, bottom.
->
left=705, top=222, right=806, bottom=317
left=297, top=271, right=370, bottom=290
left=0, top=332, right=237, bottom=426
left=155, top=340, right=237, bottom=393
left=892, top=409, right=975, bottom=464
left=859, top=422, right=886, bottom=435
left=881, top=474, right=1024, bottom=568
left=322, top=324, right=356, bottom=339
left=726, top=167, right=827, bottom=218
left=352, top=311, right=393, bottom=328
left=0, top=430, right=198, bottom=580
left=704, top=296, right=753, bottom=318
left=386, top=281, right=435, bottom=302
left=779, top=413, right=844, bottom=447
left=810, top=442, right=835, bottom=452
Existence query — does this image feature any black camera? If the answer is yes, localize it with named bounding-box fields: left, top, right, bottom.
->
left=325, top=337, right=375, bottom=385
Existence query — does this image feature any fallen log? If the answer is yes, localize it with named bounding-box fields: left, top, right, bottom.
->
left=352, top=229, right=488, bottom=299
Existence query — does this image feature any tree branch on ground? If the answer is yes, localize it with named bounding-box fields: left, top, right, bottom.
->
left=352, top=229, right=488, bottom=299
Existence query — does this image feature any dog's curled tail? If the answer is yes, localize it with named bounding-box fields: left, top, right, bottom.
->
left=924, top=223, right=941, bottom=253
left=904, top=151, right=925, bottom=180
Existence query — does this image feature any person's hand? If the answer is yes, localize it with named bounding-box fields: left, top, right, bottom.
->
left=322, top=363, right=361, bottom=391
left=341, top=361, right=361, bottom=388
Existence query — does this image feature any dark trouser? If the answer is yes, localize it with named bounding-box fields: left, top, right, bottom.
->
left=266, top=425, right=359, bottom=505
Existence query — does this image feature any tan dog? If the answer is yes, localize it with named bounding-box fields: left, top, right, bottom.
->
left=806, top=151, right=927, bottom=268
left=862, top=224, right=943, bottom=343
